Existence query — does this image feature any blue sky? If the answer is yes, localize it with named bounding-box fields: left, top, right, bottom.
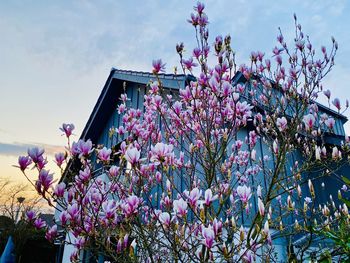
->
left=0, top=0, right=349, bottom=181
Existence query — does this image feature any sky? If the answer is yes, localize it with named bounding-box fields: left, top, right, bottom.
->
left=0, top=0, right=350, bottom=185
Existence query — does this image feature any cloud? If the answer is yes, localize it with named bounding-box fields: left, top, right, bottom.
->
left=0, top=142, right=64, bottom=157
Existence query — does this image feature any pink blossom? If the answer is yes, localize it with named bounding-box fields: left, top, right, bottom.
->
left=332, top=98, right=341, bottom=111
left=258, top=198, right=265, bottom=216
left=204, top=189, right=218, bottom=206
left=325, top=118, right=335, bottom=129
left=185, top=188, right=202, bottom=207
left=195, top=2, right=205, bottom=14
left=98, top=147, right=112, bottom=162
left=159, top=212, right=171, bottom=227
left=18, top=156, right=32, bottom=171
left=323, top=90, right=331, bottom=99
left=45, top=225, right=58, bottom=241
left=182, top=57, right=198, bottom=71
left=102, top=200, right=117, bottom=220
left=202, top=225, right=215, bottom=249
left=150, top=143, right=174, bottom=164
left=34, top=218, right=46, bottom=230
left=26, top=210, right=36, bottom=221
left=125, top=146, right=140, bottom=166
left=124, top=195, right=141, bottom=216
left=303, top=114, right=315, bottom=131
left=59, top=211, right=70, bottom=226
left=276, top=117, right=287, bottom=131
left=332, top=146, right=341, bottom=159
left=71, top=139, right=93, bottom=157
left=237, top=185, right=251, bottom=204
left=38, top=169, right=53, bottom=191
left=60, top=123, right=75, bottom=138
left=54, top=182, right=66, bottom=197
left=109, top=166, right=120, bottom=177
left=173, top=198, right=188, bottom=217
left=54, top=152, right=65, bottom=167
left=152, top=59, right=166, bottom=74
left=212, top=218, right=222, bottom=236
left=27, top=147, right=44, bottom=163
left=273, top=139, right=278, bottom=155
left=315, top=146, right=321, bottom=160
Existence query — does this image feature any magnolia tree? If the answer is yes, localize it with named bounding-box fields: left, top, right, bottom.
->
left=16, top=2, right=350, bottom=262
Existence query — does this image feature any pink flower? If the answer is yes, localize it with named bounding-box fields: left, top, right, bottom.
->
left=332, top=146, right=341, bottom=159
left=67, top=203, right=79, bottom=221
left=258, top=198, right=265, bottom=216
left=59, top=211, right=70, bottom=226
left=26, top=210, right=36, bottom=221
left=38, top=169, right=53, bottom=191
left=109, top=166, right=120, bottom=177
left=71, top=139, right=93, bottom=157
left=212, top=218, right=222, bottom=236
left=323, top=89, right=331, bottom=99
left=102, top=200, right=117, bottom=220
left=124, top=195, right=141, bottom=216
left=303, top=114, right=315, bottom=131
left=182, top=57, right=198, bottom=71
left=60, top=123, right=75, bottom=138
left=158, top=212, right=171, bottom=227
left=202, top=225, right=215, bottom=249
left=34, top=218, right=46, bottom=230
left=315, top=146, right=321, bottom=160
left=54, top=182, right=66, bottom=197
left=273, top=139, right=278, bottom=155
left=28, top=147, right=44, bottom=163
left=276, top=117, right=287, bottom=131
left=98, top=147, right=112, bottom=162
left=185, top=188, right=202, bottom=207
left=125, top=146, right=140, bottom=166
left=173, top=198, right=188, bottom=217
left=204, top=189, right=218, bottom=206
left=325, top=118, right=335, bottom=129
left=54, top=152, right=65, bottom=167
left=332, top=98, right=341, bottom=111
left=195, top=2, right=205, bottom=14
left=237, top=185, right=251, bottom=204
left=18, top=156, right=32, bottom=171
left=152, top=59, right=166, bottom=74
left=45, top=225, right=57, bottom=241
left=150, top=143, right=174, bottom=164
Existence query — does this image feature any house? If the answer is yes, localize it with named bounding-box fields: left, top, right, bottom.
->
left=57, top=68, right=349, bottom=262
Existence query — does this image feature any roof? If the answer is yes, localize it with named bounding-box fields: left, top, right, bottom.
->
left=80, top=68, right=193, bottom=142
left=233, top=71, right=348, bottom=123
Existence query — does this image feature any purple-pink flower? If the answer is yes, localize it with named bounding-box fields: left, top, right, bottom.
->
left=237, top=185, right=251, bottom=204
left=38, top=169, right=54, bottom=191
left=60, top=123, right=75, bottom=138
left=152, top=59, right=166, bottom=74
left=204, top=189, right=218, bottom=206
left=303, top=114, right=315, bottom=131
left=54, top=182, right=66, bottom=197
left=125, top=146, right=140, bottom=166
left=34, top=217, right=46, bottom=230
left=25, top=210, right=36, bottom=221
left=54, top=152, right=66, bottom=167
left=98, top=147, right=112, bottom=162
left=202, top=225, right=215, bottom=249
left=28, top=147, right=44, bottom=163
left=18, top=156, right=32, bottom=171
left=173, top=198, right=188, bottom=217
left=332, top=98, right=341, bottom=111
